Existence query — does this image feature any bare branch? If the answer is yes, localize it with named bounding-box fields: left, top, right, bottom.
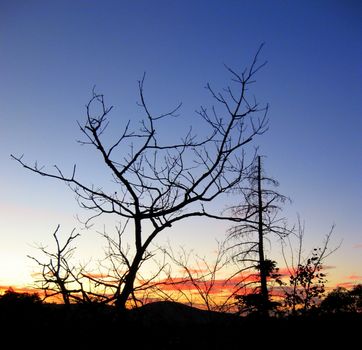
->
left=15, top=47, right=269, bottom=310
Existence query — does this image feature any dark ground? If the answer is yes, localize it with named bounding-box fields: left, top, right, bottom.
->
left=0, top=300, right=360, bottom=348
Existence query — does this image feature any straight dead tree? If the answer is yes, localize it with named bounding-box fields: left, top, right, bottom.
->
left=12, top=46, right=268, bottom=312
left=227, top=155, right=290, bottom=316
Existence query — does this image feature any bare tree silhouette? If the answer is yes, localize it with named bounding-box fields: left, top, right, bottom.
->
left=154, top=241, right=242, bottom=312
left=227, top=156, right=290, bottom=316
left=12, top=46, right=268, bottom=312
left=29, top=224, right=170, bottom=306
left=29, top=225, right=80, bottom=305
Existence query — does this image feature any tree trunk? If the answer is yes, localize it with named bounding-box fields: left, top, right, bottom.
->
left=257, top=156, right=269, bottom=316
left=115, top=255, right=141, bottom=311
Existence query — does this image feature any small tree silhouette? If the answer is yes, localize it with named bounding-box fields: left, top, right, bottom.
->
left=29, top=224, right=171, bottom=306
left=282, top=223, right=339, bottom=315
left=155, top=241, right=240, bottom=312
left=284, top=248, right=327, bottom=313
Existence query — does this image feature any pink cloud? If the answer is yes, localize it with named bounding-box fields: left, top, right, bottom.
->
left=353, top=243, right=362, bottom=249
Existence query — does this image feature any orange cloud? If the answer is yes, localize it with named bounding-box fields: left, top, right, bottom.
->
left=177, top=268, right=208, bottom=275
left=336, top=282, right=356, bottom=289
left=346, top=275, right=362, bottom=280
left=155, top=277, right=199, bottom=291
left=82, top=272, right=119, bottom=281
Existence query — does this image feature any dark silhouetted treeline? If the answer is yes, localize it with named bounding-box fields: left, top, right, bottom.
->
left=0, top=288, right=361, bottom=348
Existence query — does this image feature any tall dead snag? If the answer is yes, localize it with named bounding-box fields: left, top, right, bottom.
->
left=12, top=46, right=268, bottom=311
left=227, top=156, right=290, bottom=316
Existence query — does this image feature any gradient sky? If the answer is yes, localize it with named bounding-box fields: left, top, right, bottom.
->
left=0, top=0, right=361, bottom=291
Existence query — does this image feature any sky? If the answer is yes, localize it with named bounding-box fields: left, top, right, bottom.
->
left=0, top=0, right=361, bottom=293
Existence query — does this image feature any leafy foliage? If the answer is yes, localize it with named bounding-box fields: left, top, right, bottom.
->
left=321, top=284, right=362, bottom=313
left=0, top=289, right=43, bottom=325
left=0, top=288, right=42, bottom=306
left=284, top=248, right=327, bottom=314
left=235, top=259, right=282, bottom=315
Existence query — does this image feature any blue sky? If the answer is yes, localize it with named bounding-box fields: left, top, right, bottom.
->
left=0, top=0, right=361, bottom=288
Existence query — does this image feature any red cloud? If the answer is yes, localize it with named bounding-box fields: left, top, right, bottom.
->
left=147, top=272, right=262, bottom=297
left=276, top=267, right=293, bottom=277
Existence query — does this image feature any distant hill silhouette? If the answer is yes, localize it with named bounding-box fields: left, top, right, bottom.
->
left=129, top=301, right=238, bottom=325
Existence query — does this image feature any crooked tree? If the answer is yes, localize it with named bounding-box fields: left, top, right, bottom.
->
left=12, top=47, right=269, bottom=311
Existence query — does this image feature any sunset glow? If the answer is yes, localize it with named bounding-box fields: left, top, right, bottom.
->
left=0, top=1, right=361, bottom=312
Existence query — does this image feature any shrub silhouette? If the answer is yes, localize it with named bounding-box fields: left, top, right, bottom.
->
left=0, top=289, right=41, bottom=304
left=321, top=284, right=362, bottom=313
left=0, top=289, right=43, bottom=328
